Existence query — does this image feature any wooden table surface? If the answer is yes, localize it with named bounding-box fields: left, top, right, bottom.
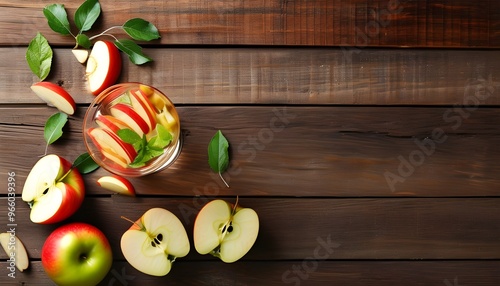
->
left=1, top=0, right=500, bottom=285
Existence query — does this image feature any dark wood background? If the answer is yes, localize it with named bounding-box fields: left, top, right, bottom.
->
left=0, top=0, right=499, bottom=285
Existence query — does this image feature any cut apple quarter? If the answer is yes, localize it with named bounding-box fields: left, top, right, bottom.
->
left=97, top=175, right=135, bottom=196
left=194, top=199, right=259, bottom=263
left=30, top=82, right=76, bottom=115
left=120, top=208, right=190, bottom=276
left=0, top=233, right=29, bottom=272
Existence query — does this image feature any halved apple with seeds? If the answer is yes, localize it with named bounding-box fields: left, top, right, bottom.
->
left=120, top=208, right=190, bottom=276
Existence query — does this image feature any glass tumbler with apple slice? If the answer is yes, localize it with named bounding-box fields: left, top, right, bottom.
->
left=83, top=83, right=182, bottom=177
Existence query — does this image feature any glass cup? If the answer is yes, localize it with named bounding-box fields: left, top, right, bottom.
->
left=83, top=83, right=182, bottom=177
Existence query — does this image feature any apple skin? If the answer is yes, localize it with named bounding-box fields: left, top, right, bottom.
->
left=41, top=222, right=113, bottom=286
left=97, top=175, right=136, bottom=196
left=22, top=155, right=85, bottom=224
left=86, top=40, right=122, bottom=96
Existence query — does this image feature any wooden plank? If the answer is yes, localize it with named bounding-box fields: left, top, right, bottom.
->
left=1, top=47, right=499, bottom=105
left=0, top=0, right=498, bottom=47
left=1, top=106, right=500, bottom=197
left=0, top=197, right=499, bottom=260
left=1, top=260, right=499, bottom=285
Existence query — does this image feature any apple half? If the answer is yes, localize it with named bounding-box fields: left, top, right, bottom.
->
left=86, top=40, right=122, bottom=95
left=97, top=175, right=135, bottom=196
left=30, top=82, right=76, bottom=115
left=194, top=199, right=259, bottom=263
left=0, top=233, right=29, bottom=272
left=22, top=154, right=85, bottom=224
left=120, top=208, right=190, bottom=276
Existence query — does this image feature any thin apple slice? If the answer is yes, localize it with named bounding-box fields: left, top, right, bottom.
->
left=148, top=92, right=166, bottom=111
left=96, top=114, right=129, bottom=133
left=0, top=233, right=29, bottom=272
left=72, top=49, right=89, bottom=63
left=88, top=127, right=137, bottom=164
left=129, top=90, right=156, bottom=132
left=110, top=103, right=150, bottom=136
left=97, top=175, right=135, bottom=196
left=156, top=106, right=178, bottom=133
left=86, top=40, right=122, bottom=95
left=101, top=147, right=129, bottom=168
left=30, top=82, right=76, bottom=115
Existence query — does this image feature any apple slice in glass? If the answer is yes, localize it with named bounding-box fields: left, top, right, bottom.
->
left=87, top=127, right=137, bottom=164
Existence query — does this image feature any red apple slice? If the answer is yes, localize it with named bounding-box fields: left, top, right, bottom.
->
left=101, top=147, right=129, bottom=169
left=86, top=40, right=122, bottom=95
left=96, top=114, right=129, bottom=133
left=22, top=154, right=85, bottom=224
left=30, top=82, right=76, bottom=115
left=129, top=90, right=157, bottom=131
left=110, top=103, right=150, bottom=136
left=97, top=175, right=135, bottom=196
left=88, top=127, right=137, bottom=164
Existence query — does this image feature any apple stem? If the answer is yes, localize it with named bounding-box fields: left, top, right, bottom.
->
left=89, top=26, right=122, bottom=41
left=120, top=216, right=142, bottom=229
left=219, top=172, right=229, bottom=188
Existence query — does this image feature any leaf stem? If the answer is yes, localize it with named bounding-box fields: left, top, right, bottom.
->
left=89, top=26, right=122, bottom=41
left=219, top=172, right=229, bottom=188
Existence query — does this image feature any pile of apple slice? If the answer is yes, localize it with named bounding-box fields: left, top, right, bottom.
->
left=87, top=84, right=178, bottom=169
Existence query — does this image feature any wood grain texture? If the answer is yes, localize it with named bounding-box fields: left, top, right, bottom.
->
left=1, top=197, right=499, bottom=261
left=1, top=106, right=500, bottom=197
left=0, top=0, right=498, bottom=47
left=1, top=260, right=499, bottom=285
left=1, top=47, right=499, bottom=105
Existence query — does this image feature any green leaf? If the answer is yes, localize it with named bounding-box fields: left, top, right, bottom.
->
left=114, top=39, right=152, bottom=65
left=73, top=152, right=100, bottom=174
left=208, top=130, right=230, bottom=173
left=74, top=0, right=101, bottom=32
left=26, top=33, right=53, bottom=81
left=43, top=4, right=72, bottom=36
left=76, top=34, right=91, bottom=49
left=44, top=112, right=68, bottom=145
left=117, top=128, right=142, bottom=144
left=148, top=124, right=172, bottom=149
left=122, top=18, right=161, bottom=41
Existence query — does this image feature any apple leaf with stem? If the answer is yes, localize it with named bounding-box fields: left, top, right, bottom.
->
left=43, top=4, right=72, bottom=36
left=114, top=39, right=153, bottom=65
left=74, top=0, right=101, bottom=32
left=26, top=32, right=53, bottom=81
left=73, top=152, right=100, bottom=174
left=208, top=130, right=230, bottom=188
left=122, top=18, right=161, bottom=41
left=43, top=112, right=68, bottom=155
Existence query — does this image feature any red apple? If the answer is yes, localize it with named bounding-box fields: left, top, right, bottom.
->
left=87, top=127, right=137, bottom=164
left=30, top=82, right=76, bottom=115
left=110, top=103, right=150, bottom=136
left=22, top=154, right=85, bottom=224
left=42, top=222, right=113, bottom=286
left=86, top=40, right=121, bottom=95
left=97, top=175, right=135, bottom=196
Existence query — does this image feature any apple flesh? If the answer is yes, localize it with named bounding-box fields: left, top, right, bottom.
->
left=22, top=154, right=85, bottom=224
left=86, top=40, right=121, bottom=95
left=0, top=233, right=29, bottom=272
left=87, top=127, right=137, bottom=165
left=42, top=222, right=112, bottom=286
left=30, top=82, right=76, bottom=115
left=194, top=199, right=259, bottom=263
left=120, top=208, right=190, bottom=276
left=72, top=49, right=89, bottom=64
left=97, top=175, right=135, bottom=196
